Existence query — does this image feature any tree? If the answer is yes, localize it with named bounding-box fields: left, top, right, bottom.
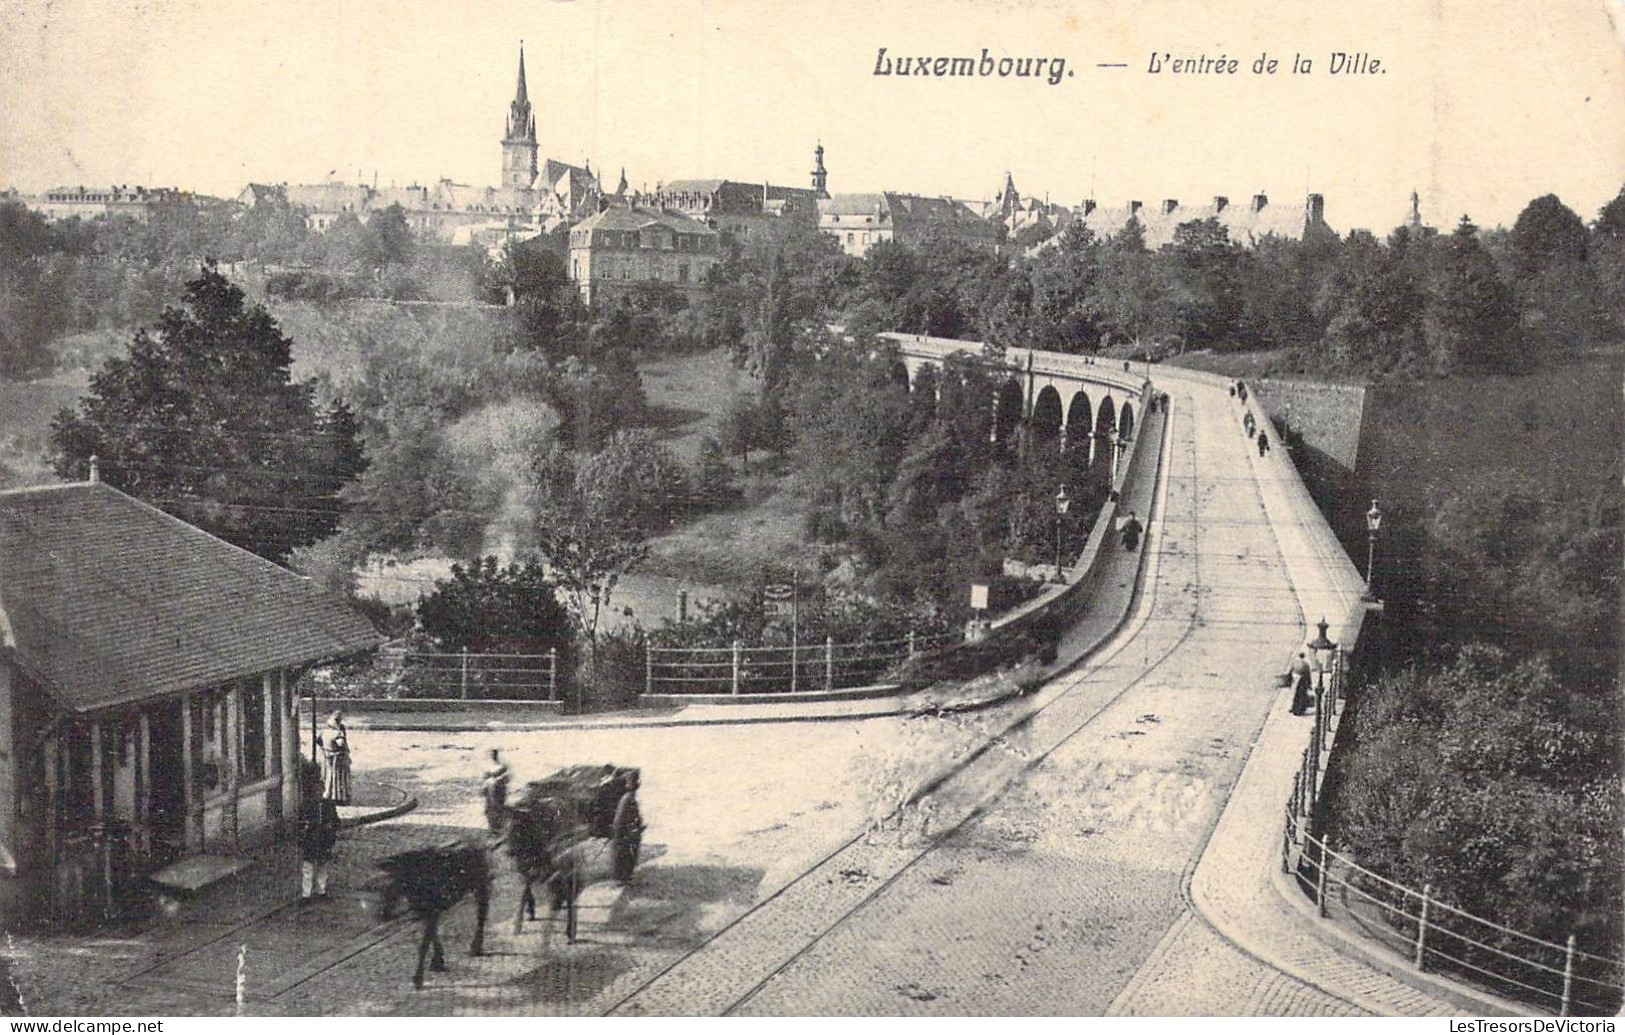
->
left=1424, top=217, right=1523, bottom=373
left=526, top=442, right=653, bottom=699
left=1594, top=187, right=1625, bottom=239
left=415, top=556, right=572, bottom=653
left=691, top=434, right=735, bottom=509
left=362, top=203, right=416, bottom=274
left=718, top=392, right=761, bottom=472
left=1510, top=194, right=1588, bottom=280
left=1319, top=229, right=1426, bottom=373
left=50, top=265, right=367, bottom=562
left=1167, top=217, right=1244, bottom=348
left=784, top=335, right=912, bottom=530
left=1085, top=223, right=1184, bottom=349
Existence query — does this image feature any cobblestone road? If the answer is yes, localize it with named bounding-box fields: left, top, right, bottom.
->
left=614, top=382, right=1351, bottom=1015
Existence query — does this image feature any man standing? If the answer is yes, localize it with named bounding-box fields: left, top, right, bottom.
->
left=481, top=749, right=511, bottom=835
left=299, top=796, right=340, bottom=901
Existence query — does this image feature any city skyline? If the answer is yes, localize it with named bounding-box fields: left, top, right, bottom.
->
left=3, top=0, right=1624, bottom=233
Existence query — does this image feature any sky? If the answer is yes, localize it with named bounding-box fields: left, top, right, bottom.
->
left=2, top=0, right=1623, bottom=233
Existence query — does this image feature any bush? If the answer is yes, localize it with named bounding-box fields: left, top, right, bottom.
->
left=1328, top=645, right=1622, bottom=995
left=415, top=556, right=573, bottom=655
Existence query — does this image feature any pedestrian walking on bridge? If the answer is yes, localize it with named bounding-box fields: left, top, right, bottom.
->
left=1118, top=510, right=1144, bottom=552
left=1257, top=432, right=1270, bottom=458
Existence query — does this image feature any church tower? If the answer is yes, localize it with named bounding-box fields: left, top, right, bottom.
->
left=502, top=45, right=539, bottom=190
left=811, top=141, right=829, bottom=199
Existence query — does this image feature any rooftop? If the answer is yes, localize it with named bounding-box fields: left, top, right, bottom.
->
left=0, top=482, right=381, bottom=712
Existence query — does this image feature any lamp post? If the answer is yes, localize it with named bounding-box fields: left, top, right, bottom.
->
left=1053, top=485, right=1071, bottom=583
left=1308, top=616, right=1338, bottom=704
left=1363, top=499, right=1382, bottom=600
left=1111, top=429, right=1131, bottom=483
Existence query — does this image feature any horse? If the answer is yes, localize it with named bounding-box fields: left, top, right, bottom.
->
left=501, top=790, right=588, bottom=944
left=376, top=840, right=491, bottom=989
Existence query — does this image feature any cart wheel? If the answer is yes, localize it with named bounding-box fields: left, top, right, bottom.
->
left=611, top=792, right=642, bottom=883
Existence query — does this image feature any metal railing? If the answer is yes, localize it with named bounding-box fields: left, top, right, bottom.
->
left=1282, top=650, right=1624, bottom=1015
left=381, top=648, right=559, bottom=701
left=645, top=629, right=959, bottom=695
left=1284, top=811, right=1624, bottom=1015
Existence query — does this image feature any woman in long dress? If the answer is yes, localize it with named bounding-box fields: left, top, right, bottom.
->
left=320, top=710, right=352, bottom=805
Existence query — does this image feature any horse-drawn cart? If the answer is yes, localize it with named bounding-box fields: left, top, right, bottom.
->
left=514, top=763, right=644, bottom=883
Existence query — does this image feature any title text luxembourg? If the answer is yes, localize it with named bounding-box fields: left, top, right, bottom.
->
left=873, top=48, right=1072, bottom=85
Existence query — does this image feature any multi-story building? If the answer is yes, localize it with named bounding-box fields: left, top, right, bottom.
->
left=639, top=176, right=819, bottom=245
left=1027, top=191, right=1333, bottom=254
left=819, top=191, right=1000, bottom=258
left=25, top=185, right=189, bottom=224
left=568, top=205, right=720, bottom=306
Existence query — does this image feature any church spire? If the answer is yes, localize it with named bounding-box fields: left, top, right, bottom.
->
left=811, top=140, right=828, bottom=199
left=502, top=43, right=538, bottom=189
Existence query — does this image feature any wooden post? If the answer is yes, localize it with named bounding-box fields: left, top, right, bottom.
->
left=1414, top=884, right=1431, bottom=971
left=261, top=673, right=276, bottom=785
left=279, top=671, right=298, bottom=824
left=460, top=648, right=470, bottom=700
left=549, top=648, right=559, bottom=702
left=825, top=636, right=835, bottom=691
left=225, top=683, right=240, bottom=844
left=907, top=629, right=917, bottom=658
left=644, top=646, right=654, bottom=696
left=732, top=640, right=742, bottom=695
left=137, top=713, right=151, bottom=854
left=90, top=721, right=104, bottom=817
left=1560, top=934, right=1576, bottom=1016
left=180, top=693, right=196, bottom=849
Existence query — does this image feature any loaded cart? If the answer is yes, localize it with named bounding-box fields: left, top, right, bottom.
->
left=519, top=763, right=644, bottom=883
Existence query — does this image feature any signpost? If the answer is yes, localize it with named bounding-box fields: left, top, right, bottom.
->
left=967, top=583, right=991, bottom=643
left=764, top=578, right=800, bottom=691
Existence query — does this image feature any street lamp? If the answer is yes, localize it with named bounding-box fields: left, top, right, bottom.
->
left=1307, top=617, right=1338, bottom=696
left=1053, top=485, right=1071, bottom=583
left=1112, top=428, right=1132, bottom=482
left=1363, top=499, right=1382, bottom=600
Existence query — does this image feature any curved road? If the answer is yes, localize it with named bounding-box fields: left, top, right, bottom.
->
left=610, top=376, right=1361, bottom=1015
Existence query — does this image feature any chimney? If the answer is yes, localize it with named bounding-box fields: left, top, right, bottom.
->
left=1129, top=200, right=1143, bottom=216
left=1161, top=198, right=1179, bottom=216
left=1252, top=192, right=1269, bottom=213
left=1082, top=198, right=1097, bottom=216
left=88, top=455, right=99, bottom=484
left=1306, top=193, right=1325, bottom=224
left=1213, top=195, right=1229, bottom=213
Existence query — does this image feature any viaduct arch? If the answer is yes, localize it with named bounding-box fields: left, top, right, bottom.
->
left=881, top=332, right=1151, bottom=467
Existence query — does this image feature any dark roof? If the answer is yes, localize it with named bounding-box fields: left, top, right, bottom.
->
left=572, top=205, right=718, bottom=236
left=0, top=482, right=382, bottom=712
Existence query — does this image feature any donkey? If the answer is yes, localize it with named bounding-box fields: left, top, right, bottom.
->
left=377, top=840, right=491, bottom=989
